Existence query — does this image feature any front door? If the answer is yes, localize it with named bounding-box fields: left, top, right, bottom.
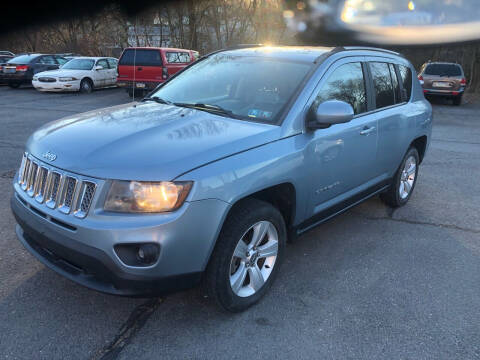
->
left=304, top=58, right=380, bottom=218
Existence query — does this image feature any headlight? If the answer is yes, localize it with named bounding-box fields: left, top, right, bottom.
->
left=59, top=77, right=77, bottom=82
left=104, top=181, right=192, bottom=213
left=32, top=76, right=38, bottom=81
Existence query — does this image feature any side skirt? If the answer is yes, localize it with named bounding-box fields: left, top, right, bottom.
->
left=293, top=180, right=391, bottom=238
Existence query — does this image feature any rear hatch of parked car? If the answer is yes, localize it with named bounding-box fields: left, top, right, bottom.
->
left=117, top=48, right=165, bottom=90
left=421, top=63, right=466, bottom=92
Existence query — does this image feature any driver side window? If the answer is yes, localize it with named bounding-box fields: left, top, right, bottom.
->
left=314, top=62, right=367, bottom=115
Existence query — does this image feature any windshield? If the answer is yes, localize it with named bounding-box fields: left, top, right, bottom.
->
left=61, top=58, right=95, bottom=70
left=7, top=54, right=38, bottom=64
left=151, top=54, right=312, bottom=123
left=424, top=64, right=462, bottom=77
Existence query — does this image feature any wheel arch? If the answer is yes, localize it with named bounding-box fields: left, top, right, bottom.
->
left=410, top=135, right=428, bottom=163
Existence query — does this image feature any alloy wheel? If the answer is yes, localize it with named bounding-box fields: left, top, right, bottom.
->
left=399, top=155, right=416, bottom=199
left=229, top=221, right=279, bottom=297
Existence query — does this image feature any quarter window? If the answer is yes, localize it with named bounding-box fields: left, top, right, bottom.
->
left=370, top=62, right=395, bottom=109
left=398, top=65, right=412, bottom=102
left=314, top=62, right=367, bottom=115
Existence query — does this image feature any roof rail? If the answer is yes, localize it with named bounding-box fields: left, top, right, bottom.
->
left=334, top=46, right=402, bottom=56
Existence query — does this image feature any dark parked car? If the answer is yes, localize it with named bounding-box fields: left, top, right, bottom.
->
left=117, top=47, right=197, bottom=97
left=0, top=54, right=68, bottom=88
left=418, top=62, right=467, bottom=105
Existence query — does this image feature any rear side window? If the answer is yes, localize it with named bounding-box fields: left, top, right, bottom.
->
left=96, top=59, right=109, bottom=69
left=107, top=58, right=118, bottom=69
left=369, top=62, right=395, bottom=109
left=55, top=56, right=68, bottom=65
left=314, top=62, right=367, bottom=115
left=166, top=52, right=191, bottom=63
left=398, top=65, right=412, bottom=102
left=38, top=56, right=56, bottom=65
left=424, top=64, right=461, bottom=77
left=389, top=63, right=402, bottom=104
left=119, top=49, right=162, bottom=66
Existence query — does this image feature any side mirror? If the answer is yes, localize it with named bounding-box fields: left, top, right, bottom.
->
left=308, top=100, right=354, bottom=130
left=95, top=65, right=103, bottom=71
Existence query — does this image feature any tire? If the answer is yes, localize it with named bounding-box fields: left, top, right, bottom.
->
left=381, top=147, right=420, bottom=208
left=453, top=95, right=462, bottom=106
left=8, top=82, right=20, bottom=88
left=79, top=78, right=93, bottom=93
left=205, top=198, right=286, bottom=312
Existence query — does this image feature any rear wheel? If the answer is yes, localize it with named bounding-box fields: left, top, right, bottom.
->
left=205, top=198, right=286, bottom=312
left=453, top=95, right=462, bottom=106
left=381, top=147, right=420, bottom=208
left=8, top=82, right=20, bottom=88
left=79, top=78, right=93, bottom=93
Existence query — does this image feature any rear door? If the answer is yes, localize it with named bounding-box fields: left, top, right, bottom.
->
left=118, top=49, right=163, bottom=83
left=163, top=50, right=192, bottom=78
left=35, top=56, right=59, bottom=73
left=367, top=59, right=414, bottom=177
left=106, top=58, right=118, bottom=85
left=94, top=59, right=110, bottom=87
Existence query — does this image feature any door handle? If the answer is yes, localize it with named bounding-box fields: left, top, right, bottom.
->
left=360, top=126, right=376, bottom=135
left=137, top=67, right=143, bottom=71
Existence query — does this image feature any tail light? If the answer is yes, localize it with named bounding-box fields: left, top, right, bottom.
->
left=162, top=67, right=168, bottom=80
left=418, top=75, right=424, bottom=85
left=460, top=78, right=467, bottom=85
left=16, top=65, right=29, bottom=72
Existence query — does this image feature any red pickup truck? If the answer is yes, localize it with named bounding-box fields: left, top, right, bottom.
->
left=117, top=47, right=199, bottom=97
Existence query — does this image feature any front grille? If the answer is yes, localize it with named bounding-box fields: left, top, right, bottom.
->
left=18, top=154, right=97, bottom=219
left=38, top=77, right=56, bottom=83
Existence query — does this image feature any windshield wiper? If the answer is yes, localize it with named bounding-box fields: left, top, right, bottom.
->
left=142, top=96, right=172, bottom=105
left=173, top=102, right=240, bottom=118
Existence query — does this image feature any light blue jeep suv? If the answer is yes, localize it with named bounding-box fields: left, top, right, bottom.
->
left=11, top=46, right=432, bottom=311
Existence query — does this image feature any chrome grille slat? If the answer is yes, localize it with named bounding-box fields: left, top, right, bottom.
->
left=26, top=162, right=38, bottom=197
left=17, top=154, right=97, bottom=219
left=34, top=167, right=49, bottom=203
left=58, top=176, right=77, bottom=214
left=74, top=181, right=96, bottom=218
left=46, top=172, right=62, bottom=209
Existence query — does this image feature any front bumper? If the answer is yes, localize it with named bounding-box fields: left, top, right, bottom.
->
left=32, top=80, right=80, bottom=92
left=11, top=188, right=230, bottom=296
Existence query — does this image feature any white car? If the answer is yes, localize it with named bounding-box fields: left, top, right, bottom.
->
left=32, top=57, right=118, bottom=93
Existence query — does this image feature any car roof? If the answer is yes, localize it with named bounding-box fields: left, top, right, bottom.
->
left=216, top=45, right=403, bottom=63
left=220, top=46, right=333, bottom=63
left=426, top=62, right=461, bottom=66
left=124, top=47, right=193, bottom=52
left=69, top=57, right=116, bottom=60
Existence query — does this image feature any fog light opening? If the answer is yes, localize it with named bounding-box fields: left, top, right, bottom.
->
left=137, top=244, right=158, bottom=265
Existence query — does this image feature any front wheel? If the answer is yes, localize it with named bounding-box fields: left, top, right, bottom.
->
left=381, top=147, right=420, bottom=208
left=205, top=198, right=286, bottom=312
left=8, top=82, right=20, bottom=88
left=79, top=78, right=93, bottom=93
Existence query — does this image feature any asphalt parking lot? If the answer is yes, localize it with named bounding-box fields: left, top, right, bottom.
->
left=0, top=86, right=479, bottom=360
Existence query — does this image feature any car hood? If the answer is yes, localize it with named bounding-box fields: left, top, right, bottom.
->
left=26, top=102, right=281, bottom=180
left=35, top=69, right=88, bottom=78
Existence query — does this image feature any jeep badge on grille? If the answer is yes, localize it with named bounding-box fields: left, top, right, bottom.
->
left=42, top=151, right=57, bottom=162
